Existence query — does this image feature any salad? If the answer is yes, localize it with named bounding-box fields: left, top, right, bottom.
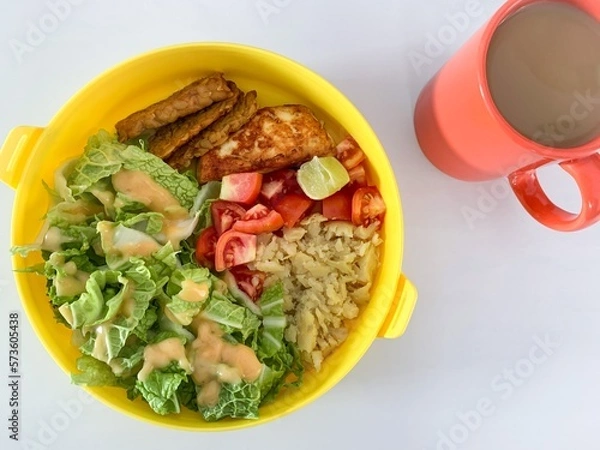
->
left=13, top=74, right=386, bottom=421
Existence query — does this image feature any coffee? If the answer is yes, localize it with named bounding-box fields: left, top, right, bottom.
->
left=486, top=2, right=600, bottom=148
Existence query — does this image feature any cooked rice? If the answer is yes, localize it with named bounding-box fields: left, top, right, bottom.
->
left=251, top=214, right=382, bottom=370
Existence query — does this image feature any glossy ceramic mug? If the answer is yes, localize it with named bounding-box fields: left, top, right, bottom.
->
left=414, top=0, right=600, bottom=232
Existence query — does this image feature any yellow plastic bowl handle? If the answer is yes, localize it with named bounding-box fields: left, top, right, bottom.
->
left=378, top=274, right=418, bottom=339
left=0, top=126, right=44, bottom=189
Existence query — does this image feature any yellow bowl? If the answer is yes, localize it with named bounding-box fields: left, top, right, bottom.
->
left=0, top=43, right=417, bottom=431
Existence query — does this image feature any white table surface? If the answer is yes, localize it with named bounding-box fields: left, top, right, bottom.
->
left=1, top=1, right=599, bottom=449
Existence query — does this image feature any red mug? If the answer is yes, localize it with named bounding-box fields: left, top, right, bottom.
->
left=414, top=0, right=600, bottom=232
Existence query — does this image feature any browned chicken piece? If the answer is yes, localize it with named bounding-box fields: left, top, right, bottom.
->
left=148, top=83, right=241, bottom=159
left=167, top=90, right=259, bottom=169
left=115, top=73, right=233, bottom=142
left=197, top=105, right=335, bottom=182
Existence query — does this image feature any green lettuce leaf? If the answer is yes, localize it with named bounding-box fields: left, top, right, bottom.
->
left=71, top=355, right=120, bottom=386
left=11, top=222, right=99, bottom=258
left=62, top=270, right=129, bottom=328
left=257, top=282, right=286, bottom=359
left=120, top=145, right=199, bottom=210
left=43, top=248, right=102, bottom=307
left=196, top=200, right=214, bottom=232
left=66, top=130, right=199, bottom=210
left=148, top=330, right=188, bottom=345
left=142, top=243, right=179, bottom=290
left=199, top=382, right=261, bottom=421
left=79, top=263, right=156, bottom=364
left=177, top=377, right=199, bottom=412
left=53, top=158, right=79, bottom=202
left=97, top=222, right=162, bottom=270
left=113, top=192, right=147, bottom=216
left=255, top=364, right=285, bottom=403
left=67, top=130, right=124, bottom=197
left=202, top=291, right=261, bottom=343
left=120, top=212, right=164, bottom=236
left=157, top=310, right=195, bottom=343
left=190, top=181, right=221, bottom=216
left=107, top=339, right=146, bottom=377
left=88, top=178, right=117, bottom=216
left=45, top=198, right=104, bottom=227
left=163, top=266, right=211, bottom=326
left=131, top=304, right=158, bottom=342
left=190, top=181, right=221, bottom=231
left=56, top=225, right=99, bottom=253
left=176, top=240, right=196, bottom=266
left=135, top=362, right=188, bottom=415
left=259, top=341, right=304, bottom=403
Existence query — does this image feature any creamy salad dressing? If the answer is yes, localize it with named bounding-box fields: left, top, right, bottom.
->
left=179, top=280, right=209, bottom=303
left=157, top=216, right=198, bottom=250
left=120, top=290, right=137, bottom=317
left=167, top=280, right=210, bottom=324
left=42, top=227, right=73, bottom=252
left=55, top=271, right=89, bottom=298
left=62, top=282, right=137, bottom=363
left=111, top=170, right=188, bottom=219
left=111, top=169, right=195, bottom=249
left=90, top=188, right=115, bottom=210
left=137, top=337, right=192, bottom=382
left=53, top=157, right=78, bottom=200
left=189, top=320, right=262, bottom=407
left=91, top=322, right=111, bottom=362
left=48, top=254, right=90, bottom=299
left=58, top=304, right=75, bottom=327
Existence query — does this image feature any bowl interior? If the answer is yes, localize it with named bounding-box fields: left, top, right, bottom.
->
left=11, top=43, right=403, bottom=430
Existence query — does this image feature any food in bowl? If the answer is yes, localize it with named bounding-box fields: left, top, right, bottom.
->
left=13, top=73, right=387, bottom=421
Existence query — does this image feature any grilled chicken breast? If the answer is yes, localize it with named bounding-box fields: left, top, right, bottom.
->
left=197, top=105, right=334, bottom=182
left=115, top=73, right=233, bottom=142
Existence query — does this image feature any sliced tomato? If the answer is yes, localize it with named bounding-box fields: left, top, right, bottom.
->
left=272, top=193, right=314, bottom=228
left=260, top=169, right=300, bottom=203
left=351, top=186, right=386, bottom=227
left=336, top=136, right=366, bottom=170
left=220, top=172, right=263, bottom=204
left=233, top=204, right=284, bottom=234
left=323, top=188, right=353, bottom=221
left=195, top=226, right=218, bottom=267
left=214, top=231, right=257, bottom=272
left=230, top=265, right=266, bottom=301
left=242, top=204, right=270, bottom=221
left=348, top=163, right=367, bottom=186
left=211, top=201, right=246, bottom=236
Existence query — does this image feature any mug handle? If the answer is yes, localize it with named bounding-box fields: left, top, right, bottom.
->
left=509, top=154, right=600, bottom=232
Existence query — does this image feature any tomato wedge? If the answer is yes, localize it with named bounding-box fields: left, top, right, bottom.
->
left=336, top=136, right=366, bottom=170
left=348, top=164, right=367, bottom=186
left=242, top=204, right=270, bottom=221
left=211, top=201, right=246, bottom=235
left=323, top=188, right=353, bottom=221
left=220, top=173, right=263, bottom=204
left=230, top=265, right=266, bottom=301
left=272, top=193, right=314, bottom=228
left=233, top=204, right=284, bottom=234
left=214, top=230, right=257, bottom=272
left=195, top=226, right=218, bottom=267
left=351, top=186, right=386, bottom=227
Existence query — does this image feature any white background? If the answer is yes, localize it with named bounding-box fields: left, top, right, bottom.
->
left=1, top=1, right=599, bottom=449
